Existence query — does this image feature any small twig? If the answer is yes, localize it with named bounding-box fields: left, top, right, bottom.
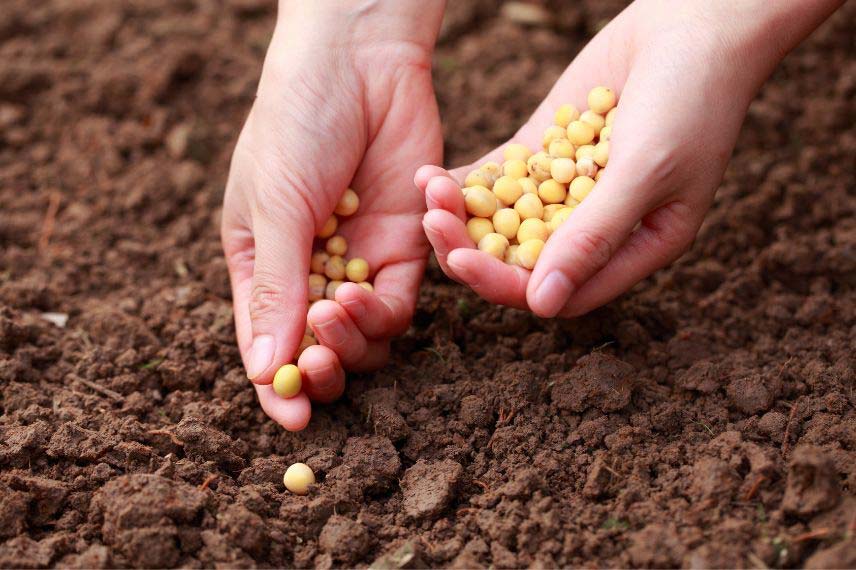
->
left=782, top=399, right=800, bottom=457
left=73, top=376, right=124, bottom=402
left=602, top=463, right=621, bottom=478
left=38, top=191, right=61, bottom=252
left=148, top=429, right=185, bottom=447
left=471, top=479, right=490, bottom=492
left=791, top=528, right=830, bottom=543
left=198, top=474, right=218, bottom=490
left=747, top=552, right=769, bottom=570
left=743, top=475, right=768, bottom=501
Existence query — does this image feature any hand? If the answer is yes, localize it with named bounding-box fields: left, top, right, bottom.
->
left=222, top=2, right=443, bottom=430
left=417, top=0, right=842, bottom=318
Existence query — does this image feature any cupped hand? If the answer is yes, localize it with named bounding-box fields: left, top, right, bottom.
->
left=222, top=5, right=442, bottom=430
left=418, top=0, right=803, bottom=318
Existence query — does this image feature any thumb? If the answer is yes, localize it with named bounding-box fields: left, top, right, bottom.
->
left=232, top=196, right=315, bottom=384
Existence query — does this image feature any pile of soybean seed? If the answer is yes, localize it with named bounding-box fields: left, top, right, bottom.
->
left=463, top=86, right=616, bottom=269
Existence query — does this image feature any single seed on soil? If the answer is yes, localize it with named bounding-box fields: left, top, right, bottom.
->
left=464, top=185, right=497, bottom=217
left=273, top=364, right=302, bottom=398
left=478, top=232, right=509, bottom=259
left=325, top=279, right=344, bottom=300
left=345, top=258, right=369, bottom=283
left=542, top=204, right=564, bottom=222
left=502, top=159, right=529, bottom=180
left=357, top=281, right=373, bottom=292
left=465, top=169, right=491, bottom=188
left=527, top=152, right=553, bottom=181
left=308, top=273, right=327, bottom=301
left=588, top=86, right=616, bottom=114
left=554, top=103, right=580, bottom=128
left=593, top=141, right=609, bottom=167
left=317, top=215, right=338, bottom=238
left=493, top=176, right=523, bottom=205
left=575, top=156, right=598, bottom=178
left=517, top=239, right=544, bottom=269
left=467, top=217, right=494, bottom=244
left=548, top=138, right=575, bottom=159
left=517, top=218, right=549, bottom=243
left=567, top=120, right=595, bottom=146
left=503, top=143, right=532, bottom=162
left=310, top=251, right=330, bottom=274
left=518, top=177, right=538, bottom=195
left=326, top=235, right=348, bottom=256
left=569, top=176, right=596, bottom=202
left=324, top=255, right=346, bottom=280
left=492, top=208, right=521, bottom=239
left=542, top=125, right=567, bottom=149
left=580, top=110, right=605, bottom=136
left=550, top=157, right=576, bottom=184
left=538, top=179, right=567, bottom=204
left=514, top=193, right=544, bottom=220
left=334, top=188, right=360, bottom=216
left=283, top=463, right=315, bottom=495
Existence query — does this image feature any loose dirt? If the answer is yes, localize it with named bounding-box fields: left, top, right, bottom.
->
left=1, top=0, right=853, bottom=567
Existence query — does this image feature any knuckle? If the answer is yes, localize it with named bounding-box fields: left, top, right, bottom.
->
left=249, top=279, right=287, bottom=322
left=570, top=230, right=613, bottom=272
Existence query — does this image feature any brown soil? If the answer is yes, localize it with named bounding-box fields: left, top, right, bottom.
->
left=1, top=0, right=854, bottom=568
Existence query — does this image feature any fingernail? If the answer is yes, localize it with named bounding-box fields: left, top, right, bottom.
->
left=247, top=334, right=275, bottom=380
left=533, top=271, right=573, bottom=318
left=313, top=317, right=347, bottom=346
left=423, top=223, right=449, bottom=255
left=447, top=258, right=479, bottom=286
left=341, top=298, right=367, bottom=320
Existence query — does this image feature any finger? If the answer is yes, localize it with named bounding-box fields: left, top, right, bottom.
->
left=560, top=199, right=703, bottom=317
left=298, top=344, right=345, bottom=403
left=254, top=384, right=311, bottom=431
left=414, top=165, right=455, bottom=192
left=422, top=208, right=473, bottom=282
left=335, top=262, right=421, bottom=339
left=308, top=299, right=390, bottom=372
left=446, top=248, right=530, bottom=309
left=241, top=197, right=314, bottom=384
left=424, top=175, right=466, bottom=222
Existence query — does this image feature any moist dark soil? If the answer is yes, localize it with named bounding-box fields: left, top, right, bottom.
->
left=1, top=0, right=854, bottom=568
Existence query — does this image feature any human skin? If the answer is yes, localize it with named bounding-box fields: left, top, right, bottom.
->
left=418, top=0, right=845, bottom=319
left=223, top=0, right=843, bottom=430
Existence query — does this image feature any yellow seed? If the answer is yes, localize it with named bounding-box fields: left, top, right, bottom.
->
left=580, top=110, right=605, bottom=136
left=465, top=169, right=491, bottom=188
left=548, top=207, right=575, bottom=232
left=550, top=157, right=576, bottom=184
left=538, top=179, right=567, bottom=204
left=310, top=251, right=330, bottom=274
left=464, top=185, right=497, bottom=217
left=548, top=138, right=575, bottom=159
left=554, top=103, right=580, bottom=128
left=502, top=159, right=529, bottom=180
left=466, top=217, right=494, bottom=245
left=605, top=107, right=617, bottom=127
left=324, top=255, right=346, bottom=280
left=357, top=281, right=373, bottom=292
left=479, top=162, right=502, bottom=186
left=325, top=279, right=344, bottom=300
left=296, top=334, right=316, bottom=358
left=566, top=120, right=594, bottom=146
left=575, top=145, right=595, bottom=160
left=326, top=235, right=348, bottom=256
left=593, top=141, right=609, bottom=167
left=514, top=193, right=544, bottom=220
left=517, top=218, right=549, bottom=243
left=517, top=239, right=545, bottom=270
left=527, top=152, right=553, bottom=182
left=564, top=195, right=581, bottom=208
left=308, top=273, right=327, bottom=302
left=334, top=188, right=360, bottom=217
left=317, top=215, right=338, bottom=239
left=478, top=232, right=509, bottom=259
left=569, top=176, right=596, bottom=202
left=283, top=463, right=315, bottom=495
left=595, top=169, right=604, bottom=181
left=542, top=125, right=567, bottom=150
left=575, top=156, right=598, bottom=178
left=587, top=86, right=617, bottom=115
left=599, top=125, right=612, bottom=142
left=504, top=244, right=520, bottom=266
left=518, top=177, right=539, bottom=195
left=493, top=176, right=523, bottom=206
left=542, top=204, right=565, bottom=222
left=273, top=364, right=302, bottom=398
left=492, top=208, right=521, bottom=240
left=503, top=143, right=533, bottom=162
left=345, top=258, right=369, bottom=282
